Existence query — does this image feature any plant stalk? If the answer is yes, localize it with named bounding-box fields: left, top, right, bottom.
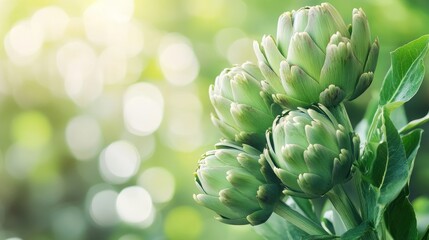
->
left=326, top=184, right=362, bottom=230
left=274, top=200, right=328, bottom=236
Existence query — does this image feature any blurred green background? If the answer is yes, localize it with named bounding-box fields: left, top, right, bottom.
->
left=0, top=0, right=428, bottom=239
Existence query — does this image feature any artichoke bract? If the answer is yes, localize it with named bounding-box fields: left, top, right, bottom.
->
left=210, top=62, right=281, bottom=149
left=265, top=105, right=360, bottom=198
left=254, top=3, right=379, bottom=108
left=194, top=141, right=282, bottom=225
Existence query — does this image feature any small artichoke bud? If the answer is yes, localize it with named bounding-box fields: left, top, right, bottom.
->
left=194, top=140, right=282, bottom=225
left=265, top=105, right=360, bottom=198
left=253, top=3, right=379, bottom=109
left=210, top=62, right=281, bottom=149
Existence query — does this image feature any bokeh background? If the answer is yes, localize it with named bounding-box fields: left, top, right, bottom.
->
left=0, top=0, right=428, bottom=239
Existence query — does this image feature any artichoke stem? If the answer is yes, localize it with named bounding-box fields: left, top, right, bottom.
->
left=326, top=184, right=362, bottom=230
left=274, top=200, right=328, bottom=235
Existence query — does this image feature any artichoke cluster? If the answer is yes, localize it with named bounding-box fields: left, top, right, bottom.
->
left=195, top=2, right=377, bottom=226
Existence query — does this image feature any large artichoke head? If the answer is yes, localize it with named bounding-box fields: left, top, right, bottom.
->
left=194, top=141, right=282, bottom=225
left=265, top=105, right=360, bottom=198
left=210, top=62, right=281, bottom=149
left=254, top=3, right=379, bottom=108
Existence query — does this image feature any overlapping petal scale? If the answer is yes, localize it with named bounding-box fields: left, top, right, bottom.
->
left=265, top=105, right=360, bottom=198
left=254, top=2, right=379, bottom=109
left=194, top=141, right=282, bottom=225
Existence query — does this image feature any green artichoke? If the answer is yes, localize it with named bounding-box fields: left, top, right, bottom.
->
left=210, top=62, right=281, bottom=149
left=194, top=140, right=282, bottom=225
left=265, top=105, right=360, bottom=198
left=254, top=3, right=379, bottom=108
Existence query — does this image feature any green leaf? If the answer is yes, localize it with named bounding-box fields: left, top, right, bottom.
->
left=384, top=187, right=418, bottom=240
left=369, top=142, right=387, bottom=188
left=291, top=196, right=319, bottom=222
left=390, top=105, right=408, bottom=130
left=302, top=235, right=337, bottom=240
left=358, top=141, right=379, bottom=177
left=359, top=179, right=382, bottom=225
left=322, top=199, right=346, bottom=235
left=401, top=128, right=424, bottom=174
left=379, top=35, right=429, bottom=109
left=400, top=111, right=429, bottom=134
left=359, top=114, right=423, bottom=230
left=253, top=212, right=307, bottom=239
left=340, top=221, right=372, bottom=240
left=378, top=109, right=408, bottom=205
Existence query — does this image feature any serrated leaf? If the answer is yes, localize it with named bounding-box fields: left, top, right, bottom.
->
left=384, top=187, right=418, bottom=240
left=253, top=212, right=307, bottom=239
left=378, top=109, right=408, bottom=205
left=379, top=35, right=429, bottom=109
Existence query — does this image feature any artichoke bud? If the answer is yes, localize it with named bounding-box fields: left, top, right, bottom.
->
left=194, top=141, right=283, bottom=225
left=350, top=8, right=371, bottom=64
left=254, top=2, right=379, bottom=109
left=210, top=62, right=281, bottom=149
left=254, top=41, right=284, bottom=93
left=363, top=38, right=380, bottom=73
left=319, top=85, right=346, bottom=107
left=265, top=105, right=359, bottom=198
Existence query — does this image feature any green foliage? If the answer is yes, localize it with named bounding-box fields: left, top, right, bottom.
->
left=379, top=35, right=429, bottom=109
left=358, top=34, right=429, bottom=238
left=377, top=110, right=408, bottom=205
left=384, top=187, right=418, bottom=240
left=253, top=212, right=307, bottom=239
left=340, top=221, right=373, bottom=240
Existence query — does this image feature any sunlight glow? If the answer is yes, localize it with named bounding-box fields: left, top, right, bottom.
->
left=31, top=6, right=69, bottom=41
left=227, top=37, right=256, bottom=65
left=138, top=167, right=175, bottom=203
left=124, top=83, right=164, bottom=136
left=164, top=92, right=204, bottom=151
left=65, top=115, right=102, bottom=160
left=99, top=140, right=141, bottom=184
left=215, top=28, right=246, bottom=57
left=84, top=0, right=134, bottom=45
left=89, top=189, right=119, bottom=226
left=97, top=47, right=128, bottom=84
left=4, top=20, right=43, bottom=64
left=116, top=186, right=154, bottom=225
left=56, top=40, right=102, bottom=106
left=159, top=35, right=199, bottom=86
